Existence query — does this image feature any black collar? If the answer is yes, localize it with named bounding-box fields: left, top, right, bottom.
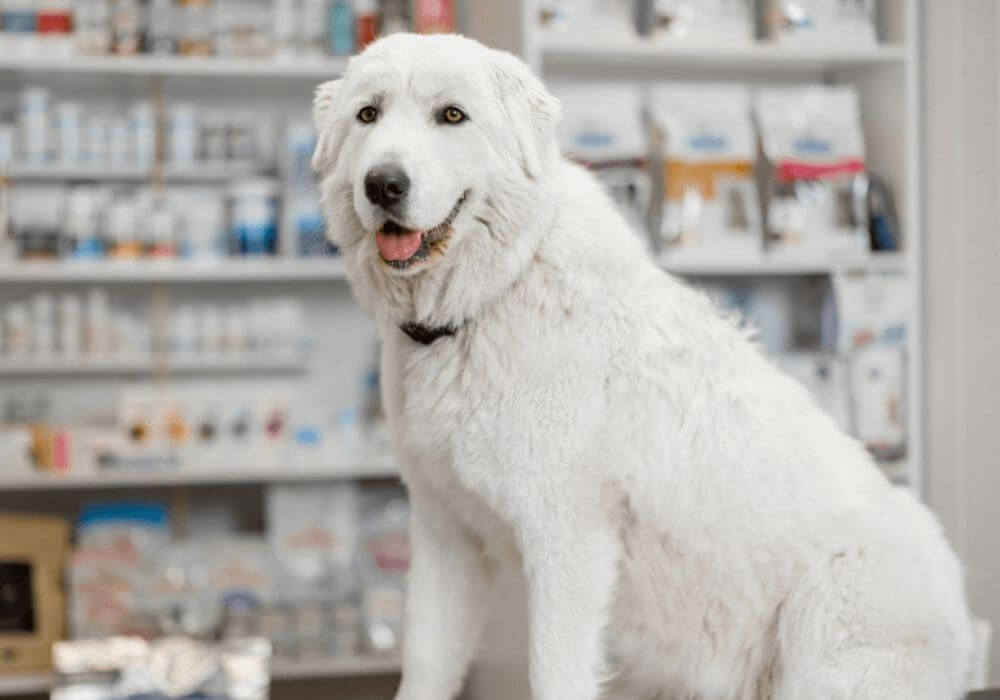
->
left=400, top=322, right=458, bottom=345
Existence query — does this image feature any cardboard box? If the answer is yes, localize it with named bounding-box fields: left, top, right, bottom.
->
left=0, top=513, right=69, bottom=672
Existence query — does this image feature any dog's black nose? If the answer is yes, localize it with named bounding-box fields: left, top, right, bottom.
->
left=364, top=165, right=410, bottom=209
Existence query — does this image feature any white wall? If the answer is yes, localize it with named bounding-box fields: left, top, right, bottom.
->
left=923, top=0, right=1000, bottom=684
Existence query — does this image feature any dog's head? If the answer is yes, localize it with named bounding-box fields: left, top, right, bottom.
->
left=312, top=34, right=561, bottom=326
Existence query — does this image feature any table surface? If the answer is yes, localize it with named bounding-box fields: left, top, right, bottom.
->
left=970, top=691, right=1000, bottom=698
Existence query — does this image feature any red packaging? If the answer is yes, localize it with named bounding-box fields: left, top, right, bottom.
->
left=413, top=0, right=455, bottom=34
left=37, top=10, right=73, bottom=34
left=357, top=13, right=378, bottom=48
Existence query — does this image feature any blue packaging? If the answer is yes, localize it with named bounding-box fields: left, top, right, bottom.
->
left=328, top=0, right=355, bottom=56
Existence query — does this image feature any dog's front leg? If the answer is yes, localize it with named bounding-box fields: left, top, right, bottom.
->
left=516, top=492, right=619, bottom=700
left=395, top=477, right=493, bottom=700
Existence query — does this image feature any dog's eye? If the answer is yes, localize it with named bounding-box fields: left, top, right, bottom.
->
left=440, top=106, right=467, bottom=124
left=357, top=106, right=378, bottom=124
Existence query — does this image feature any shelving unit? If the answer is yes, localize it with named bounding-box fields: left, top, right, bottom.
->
left=0, top=252, right=908, bottom=284
left=517, top=0, right=923, bottom=494
left=0, top=460, right=398, bottom=492
left=0, top=656, right=401, bottom=698
left=0, top=54, right=347, bottom=80
left=0, top=353, right=306, bottom=375
left=4, top=162, right=269, bottom=183
left=538, top=39, right=910, bottom=72
left=0, top=257, right=347, bottom=282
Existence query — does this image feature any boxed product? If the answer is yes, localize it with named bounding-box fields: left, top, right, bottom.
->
left=146, top=537, right=277, bottom=641
left=649, top=84, right=761, bottom=260
left=849, top=344, right=905, bottom=457
left=537, top=0, right=635, bottom=42
left=640, top=0, right=755, bottom=44
left=754, top=86, right=869, bottom=257
left=69, top=503, right=169, bottom=639
left=764, top=0, right=878, bottom=48
left=553, top=82, right=651, bottom=237
left=0, top=513, right=70, bottom=672
left=356, top=485, right=410, bottom=656
left=267, top=483, right=362, bottom=657
left=830, top=270, right=907, bottom=352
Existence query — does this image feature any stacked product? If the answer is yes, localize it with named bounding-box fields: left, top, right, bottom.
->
left=66, top=487, right=409, bottom=659
left=555, top=81, right=897, bottom=258
left=0, top=0, right=456, bottom=58
left=0, top=87, right=274, bottom=170
left=537, top=0, right=878, bottom=48
left=647, top=84, right=761, bottom=261
left=0, top=289, right=149, bottom=360
left=3, top=184, right=287, bottom=261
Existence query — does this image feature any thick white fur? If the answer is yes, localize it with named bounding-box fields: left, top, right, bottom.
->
left=314, top=34, right=972, bottom=700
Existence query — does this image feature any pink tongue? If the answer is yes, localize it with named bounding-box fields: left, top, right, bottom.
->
left=376, top=229, right=423, bottom=261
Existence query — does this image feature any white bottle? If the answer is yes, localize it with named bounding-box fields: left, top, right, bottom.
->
left=5, top=303, right=30, bottom=357
left=55, top=101, right=83, bottom=164
left=60, top=294, right=82, bottom=357
left=31, top=293, right=56, bottom=357
left=85, top=287, right=111, bottom=356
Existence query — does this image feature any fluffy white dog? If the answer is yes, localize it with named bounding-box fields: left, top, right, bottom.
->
left=313, top=33, right=972, bottom=700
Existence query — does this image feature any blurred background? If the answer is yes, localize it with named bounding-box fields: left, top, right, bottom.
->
left=0, top=1, right=997, bottom=699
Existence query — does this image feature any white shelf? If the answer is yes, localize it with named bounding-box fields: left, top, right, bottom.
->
left=0, top=53, right=347, bottom=80
left=4, top=162, right=270, bottom=183
left=0, top=656, right=400, bottom=697
left=661, top=252, right=907, bottom=276
left=0, top=461, right=399, bottom=491
left=271, top=655, right=401, bottom=681
left=0, top=258, right=346, bottom=283
left=0, top=254, right=905, bottom=284
left=540, top=39, right=910, bottom=72
left=0, top=672, right=52, bottom=696
left=0, top=353, right=306, bottom=376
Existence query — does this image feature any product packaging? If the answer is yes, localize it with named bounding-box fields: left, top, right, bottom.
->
left=413, top=0, right=455, bottom=33
left=538, top=0, right=634, bottom=44
left=19, top=87, right=51, bottom=164
left=754, top=86, right=869, bottom=257
left=0, top=513, right=70, bottom=672
left=764, top=0, right=878, bottom=47
left=230, top=179, right=279, bottom=256
left=849, top=344, right=905, bottom=458
left=553, top=82, right=651, bottom=237
left=69, top=503, right=169, bottom=639
left=640, top=0, right=755, bottom=44
left=356, top=485, right=410, bottom=655
left=268, top=483, right=361, bottom=656
left=649, top=84, right=761, bottom=261
left=830, top=270, right=906, bottom=352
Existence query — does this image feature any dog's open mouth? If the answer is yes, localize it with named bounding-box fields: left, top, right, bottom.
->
left=375, top=192, right=468, bottom=269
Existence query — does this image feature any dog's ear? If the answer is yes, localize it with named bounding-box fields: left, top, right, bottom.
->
left=312, top=78, right=345, bottom=173
left=490, top=52, right=561, bottom=179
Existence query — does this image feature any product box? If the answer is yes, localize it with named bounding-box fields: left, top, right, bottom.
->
left=649, top=84, right=762, bottom=262
left=755, top=86, right=870, bottom=257
left=552, top=82, right=651, bottom=238
left=0, top=513, right=70, bottom=672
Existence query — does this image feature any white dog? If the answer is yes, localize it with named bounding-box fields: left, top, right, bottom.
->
left=313, top=33, right=972, bottom=700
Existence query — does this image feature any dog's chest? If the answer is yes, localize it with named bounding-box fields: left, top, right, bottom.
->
left=385, top=339, right=517, bottom=550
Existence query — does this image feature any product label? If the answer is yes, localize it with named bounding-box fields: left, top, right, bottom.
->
left=665, top=160, right=754, bottom=201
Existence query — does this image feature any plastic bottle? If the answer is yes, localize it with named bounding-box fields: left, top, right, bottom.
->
left=230, top=179, right=278, bottom=256
left=19, top=87, right=51, bottom=164
left=65, top=186, right=104, bottom=259
left=59, top=294, right=82, bottom=357
left=354, top=0, right=378, bottom=48
left=328, top=0, right=354, bottom=55
left=56, top=101, right=83, bottom=164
